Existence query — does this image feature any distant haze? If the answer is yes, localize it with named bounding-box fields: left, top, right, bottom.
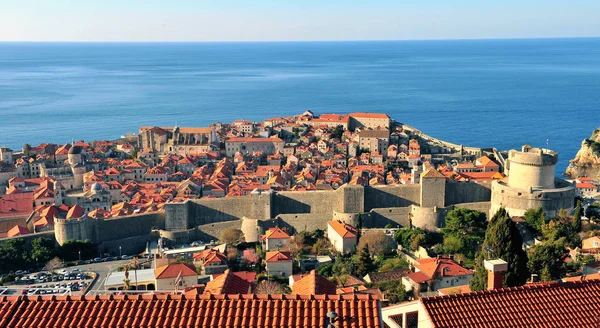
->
left=1, top=0, right=599, bottom=42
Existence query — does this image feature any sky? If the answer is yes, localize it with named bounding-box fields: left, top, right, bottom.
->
left=1, top=0, right=599, bottom=42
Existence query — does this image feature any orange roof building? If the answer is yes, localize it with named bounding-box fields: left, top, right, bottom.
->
left=154, top=263, right=197, bottom=290
left=327, top=220, right=358, bottom=254
left=261, top=227, right=291, bottom=251
left=265, top=251, right=293, bottom=278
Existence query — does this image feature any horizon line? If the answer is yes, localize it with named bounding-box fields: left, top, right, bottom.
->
left=1, top=36, right=599, bottom=44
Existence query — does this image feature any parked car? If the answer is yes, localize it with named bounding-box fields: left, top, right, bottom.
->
left=93, top=258, right=104, bottom=263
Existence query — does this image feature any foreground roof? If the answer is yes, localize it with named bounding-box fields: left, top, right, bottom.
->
left=0, top=293, right=382, bottom=328
left=420, top=279, right=600, bottom=328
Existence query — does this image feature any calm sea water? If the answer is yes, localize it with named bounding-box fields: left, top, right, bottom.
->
left=1, top=39, right=599, bottom=173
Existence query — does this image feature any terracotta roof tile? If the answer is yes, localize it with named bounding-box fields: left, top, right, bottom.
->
left=154, top=263, right=197, bottom=279
left=265, top=251, right=292, bottom=263
left=261, top=227, right=291, bottom=240
left=328, top=220, right=357, bottom=239
left=292, top=270, right=338, bottom=295
left=204, top=270, right=251, bottom=294
left=415, top=257, right=472, bottom=279
left=420, top=279, right=600, bottom=328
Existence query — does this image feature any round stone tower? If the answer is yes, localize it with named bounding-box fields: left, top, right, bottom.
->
left=71, top=164, right=86, bottom=190
left=490, top=145, right=575, bottom=219
left=507, top=145, right=558, bottom=189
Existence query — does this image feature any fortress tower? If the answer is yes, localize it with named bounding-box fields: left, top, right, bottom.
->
left=490, top=145, right=575, bottom=218
left=507, top=145, right=557, bottom=189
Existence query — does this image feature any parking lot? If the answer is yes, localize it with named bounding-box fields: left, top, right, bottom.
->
left=5, top=269, right=93, bottom=296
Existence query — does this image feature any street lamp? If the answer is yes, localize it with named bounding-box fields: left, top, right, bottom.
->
left=119, top=246, right=122, bottom=258
left=78, top=250, right=81, bottom=261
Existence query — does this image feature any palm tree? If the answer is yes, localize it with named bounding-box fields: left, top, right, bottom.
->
left=131, top=257, right=139, bottom=290
left=122, top=264, right=131, bottom=290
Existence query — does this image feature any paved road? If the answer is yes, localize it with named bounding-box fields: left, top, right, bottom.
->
left=67, top=260, right=130, bottom=291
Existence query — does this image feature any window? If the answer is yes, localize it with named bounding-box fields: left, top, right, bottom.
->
left=405, top=311, right=419, bottom=328
left=594, top=240, right=599, bottom=248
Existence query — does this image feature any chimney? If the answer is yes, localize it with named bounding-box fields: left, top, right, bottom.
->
left=484, top=259, right=508, bottom=290
left=530, top=274, right=539, bottom=283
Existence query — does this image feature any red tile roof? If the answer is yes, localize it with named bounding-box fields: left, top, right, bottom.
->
left=415, top=257, right=473, bottom=279
left=0, top=294, right=382, bottom=328
left=420, top=279, right=600, bottom=328
left=66, top=204, right=85, bottom=219
left=154, top=263, right=197, bottom=279
left=6, top=225, right=29, bottom=237
left=261, top=227, right=290, bottom=240
left=328, top=220, right=357, bottom=238
left=204, top=270, right=252, bottom=294
left=265, top=251, right=292, bottom=263
left=577, top=182, right=597, bottom=189
left=406, top=271, right=430, bottom=284
left=193, top=249, right=227, bottom=265
left=292, top=270, right=338, bottom=295
left=350, top=112, right=390, bottom=119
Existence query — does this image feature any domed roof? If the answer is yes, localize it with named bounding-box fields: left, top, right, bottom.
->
left=68, top=145, right=82, bottom=155
left=91, top=182, right=103, bottom=191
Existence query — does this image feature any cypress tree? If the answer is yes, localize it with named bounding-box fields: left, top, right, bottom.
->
left=356, top=245, right=374, bottom=277
left=469, top=208, right=530, bottom=291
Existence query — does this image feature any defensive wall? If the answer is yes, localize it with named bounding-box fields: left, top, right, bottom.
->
left=55, top=212, right=165, bottom=255
left=55, top=181, right=494, bottom=249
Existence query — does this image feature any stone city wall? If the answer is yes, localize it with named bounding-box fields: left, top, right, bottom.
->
left=364, top=185, right=420, bottom=211
left=445, top=181, right=491, bottom=206
left=490, top=180, right=575, bottom=218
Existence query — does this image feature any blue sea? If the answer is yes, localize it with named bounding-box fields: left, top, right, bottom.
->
left=1, top=38, right=599, bottom=174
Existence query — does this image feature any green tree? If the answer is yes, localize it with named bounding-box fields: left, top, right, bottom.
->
left=57, top=240, right=97, bottom=261
left=0, top=238, right=28, bottom=273
left=356, top=246, right=374, bottom=277
left=527, top=240, right=568, bottom=281
left=441, top=208, right=487, bottom=259
left=469, top=208, right=529, bottom=291
left=541, top=213, right=581, bottom=249
left=442, top=235, right=464, bottom=254
left=379, top=257, right=409, bottom=272
left=377, top=280, right=408, bottom=304
left=332, top=256, right=356, bottom=277
left=28, top=237, right=56, bottom=264
left=442, top=208, right=487, bottom=237
left=523, top=207, right=546, bottom=233
left=572, top=200, right=582, bottom=233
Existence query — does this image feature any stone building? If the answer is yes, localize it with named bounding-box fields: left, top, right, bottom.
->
left=327, top=220, right=357, bottom=254
left=0, top=147, right=14, bottom=164
left=358, top=130, right=390, bottom=156
left=138, top=126, right=218, bottom=156
left=489, top=145, right=575, bottom=218
left=225, top=137, right=284, bottom=157
left=349, top=113, right=391, bottom=131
